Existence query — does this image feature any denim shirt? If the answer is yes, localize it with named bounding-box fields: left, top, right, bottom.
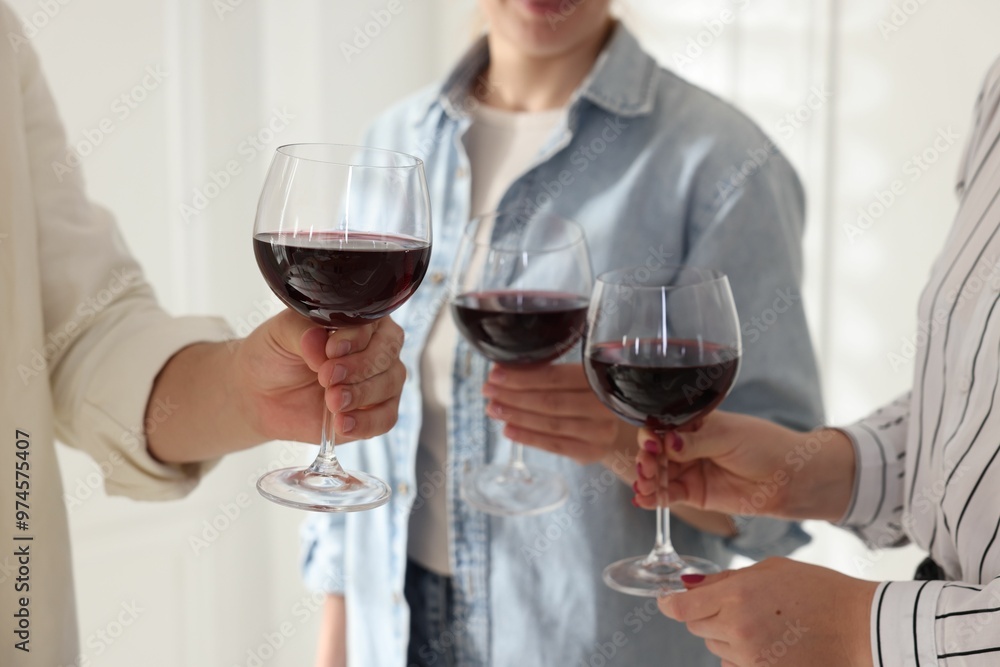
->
left=301, top=25, right=824, bottom=667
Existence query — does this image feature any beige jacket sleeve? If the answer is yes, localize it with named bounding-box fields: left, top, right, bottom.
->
left=7, top=3, right=233, bottom=499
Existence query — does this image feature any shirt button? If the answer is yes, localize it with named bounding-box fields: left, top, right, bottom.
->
left=397, top=482, right=410, bottom=496
left=455, top=166, right=468, bottom=179
left=393, top=592, right=404, bottom=605
left=430, top=271, right=445, bottom=285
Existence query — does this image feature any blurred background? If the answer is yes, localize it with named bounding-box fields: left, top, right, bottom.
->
left=12, top=0, right=1000, bottom=664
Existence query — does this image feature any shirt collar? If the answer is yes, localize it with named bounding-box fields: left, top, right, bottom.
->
left=415, top=22, right=657, bottom=127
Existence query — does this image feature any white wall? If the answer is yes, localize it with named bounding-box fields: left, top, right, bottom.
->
left=10, top=0, right=999, bottom=664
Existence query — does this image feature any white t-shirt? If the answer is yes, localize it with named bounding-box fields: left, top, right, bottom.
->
left=0, top=5, right=231, bottom=664
left=407, top=102, right=565, bottom=575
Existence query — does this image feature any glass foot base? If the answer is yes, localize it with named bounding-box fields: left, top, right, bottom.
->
left=460, top=463, right=568, bottom=517
left=603, top=554, right=721, bottom=597
left=256, top=467, right=391, bottom=512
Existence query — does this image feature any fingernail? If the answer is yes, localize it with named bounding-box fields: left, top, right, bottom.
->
left=339, top=389, right=352, bottom=410
left=632, top=481, right=640, bottom=493
left=631, top=497, right=640, bottom=508
left=341, top=415, right=356, bottom=433
left=643, top=439, right=662, bottom=454
left=330, top=365, right=348, bottom=385
left=332, top=340, right=351, bottom=358
left=680, top=574, right=705, bottom=585
left=490, top=367, right=506, bottom=382
left=482, top=384, right=497, bottom=397
left=670, top=432, right=683, bottom=452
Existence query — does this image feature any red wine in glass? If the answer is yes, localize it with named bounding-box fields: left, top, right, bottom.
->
left=584, top=339, right=740, bottom=430
left=254, top=231, right=431, bottom=328
left=451, top=290, right=589, bottom=366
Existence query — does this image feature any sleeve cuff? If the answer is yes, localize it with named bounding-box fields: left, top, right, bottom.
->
left=82, top=314, right=233, bottom=500
left=869, top=581, right=944, bottom=667
left=301, top=512, right=348, bottom=594
left=837, top=424, right=906, bottom=547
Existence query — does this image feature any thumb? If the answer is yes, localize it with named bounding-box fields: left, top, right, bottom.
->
left=262, top=309, right=318, bottom=362
left=679, top=569, right=732, bottom=590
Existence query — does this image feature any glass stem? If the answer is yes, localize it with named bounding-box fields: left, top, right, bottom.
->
left=647, top=430, right=679, bottom=563
left=509, top=443, right=528, bottom=472
left=307, top=406, right=347, bottom=477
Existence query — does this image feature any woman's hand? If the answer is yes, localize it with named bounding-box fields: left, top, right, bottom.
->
left=659, top=558, right=877, bottom=667
left=482, top=363, right=638, bottom=479
left=633, top=411, right=856, bottom=522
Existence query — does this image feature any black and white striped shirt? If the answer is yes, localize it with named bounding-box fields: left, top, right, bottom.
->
left=842, top=57, right=1000, bottom=666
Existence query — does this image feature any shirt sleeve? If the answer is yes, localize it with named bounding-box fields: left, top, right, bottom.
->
left=300, top=512, right=348, bottom=595
left=866, top=579, right=1000, bottom=667
left=837, top=393, right=912, bottom=549
left=683, top=132, right=823, bottom=559
left=14, top=10, right=233, bottom=499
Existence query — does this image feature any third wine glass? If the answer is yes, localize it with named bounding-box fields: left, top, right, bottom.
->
left=583, top=266, right=741, bottom=595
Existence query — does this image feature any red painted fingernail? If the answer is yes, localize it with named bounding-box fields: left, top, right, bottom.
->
left=631, top=497, right=640, bottom=507
left=670, top=432, right=683, bottom=452
left=632, top=481, right=640, bottom=493
left=680, top=574, right=705, bottom=585
left=643, top=439, right=662, bottom=454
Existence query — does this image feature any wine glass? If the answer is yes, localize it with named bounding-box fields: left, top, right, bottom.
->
left=450, top=211, right=593, bottom=516
left=252, top=143, right=431, bottom=512
left=583, top=266, right=741, bottom=596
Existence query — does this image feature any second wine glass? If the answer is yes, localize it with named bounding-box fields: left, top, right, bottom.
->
left=583, top=266, right=742, bottom=596
left=450, top=211, right=594, bottom=516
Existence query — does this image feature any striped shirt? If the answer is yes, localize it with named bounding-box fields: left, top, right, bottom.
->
left=841, top=56, right=1000, bottom=666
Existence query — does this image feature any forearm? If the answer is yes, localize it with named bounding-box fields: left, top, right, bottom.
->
left=146, top=341, right=262, bottom=463
left=671, top=505, right=737, bottom=537
left=315, top=595, right=347, bottom=667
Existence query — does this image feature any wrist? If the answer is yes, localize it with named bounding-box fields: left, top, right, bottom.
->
left=784, top=428, right=857, bottom=522
left=842, top=579, right=878, bottom=667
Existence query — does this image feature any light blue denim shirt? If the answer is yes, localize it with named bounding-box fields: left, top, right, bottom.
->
left=301, top=25, right=824, bottom=667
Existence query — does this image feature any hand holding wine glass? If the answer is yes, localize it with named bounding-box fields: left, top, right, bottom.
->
left=583, top=266, right=742, bottom=596
left=633, top=413, right=858, bottom=524
left=450, top=211, right=593, bottom=516
left=252, top=144, right=431, bottom=512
